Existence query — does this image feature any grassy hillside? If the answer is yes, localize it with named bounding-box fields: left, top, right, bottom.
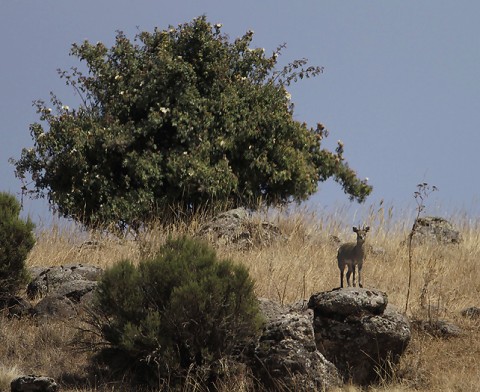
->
left=1, top=207, right=479, bottom=391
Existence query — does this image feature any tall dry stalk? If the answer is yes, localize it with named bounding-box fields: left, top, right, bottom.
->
left=405, top=183, right=437, bottom=313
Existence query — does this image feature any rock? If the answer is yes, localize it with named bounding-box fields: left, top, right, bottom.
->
left=309, top=287, right=388, bottom=317
left=257, top=297, right=287, bottom=320
left=11, top=375, right=58, bottom=392
left=329, top=235, right=342, bottom=247
left=197, top=208, right=282, bottom=249
left=26, top=264, right=102, bottom=320
left=411, top=216, right=461, bottom=245
left=197, top=208, right=252, bottom=248
left=461, top=306, right=480, bottom=319
left=413, top=319, right=463, bottom=338
left=27, top=264, right=102, bottom=299
left=54, top=280, right=98, bottom=303
left=249, top=298, right=342, bottom=391
left=308, top=288, right=411, bottom=385
left=33, top=295, right=78, bottom=319
left=367, top=245, right=387, bottom=258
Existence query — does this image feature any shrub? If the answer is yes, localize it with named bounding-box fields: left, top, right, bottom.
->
left=0, top=193, right=35, bottom=298
left=91, top=236, right=262, bottom=387
left=13, top=16, right=371, bottom=229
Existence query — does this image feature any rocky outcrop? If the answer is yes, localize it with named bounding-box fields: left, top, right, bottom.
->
left=411, top=216, right=461, bottom=245
left=249, top=298, right=342, bottom=391
left=14, top=260, right=413, bottom=389
left=27, top=264, right=102, bottom=299
left=308, top=288, right=411, bottom=385
left=27, top=264, right=102, bottom=318
left=197, top=208, right=282, bottom=249
left=11, top=375, right=57, bottom=392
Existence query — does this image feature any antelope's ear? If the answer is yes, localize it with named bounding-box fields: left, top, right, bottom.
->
left=365, top=226, right=370, bottom=232
left=353, top=226, right=358, bottom=232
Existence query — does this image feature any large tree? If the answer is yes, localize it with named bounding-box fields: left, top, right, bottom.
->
left=13, top=16, right=371, bottom=228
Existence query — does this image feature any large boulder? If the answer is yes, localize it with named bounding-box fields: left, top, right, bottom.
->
left=248, top=298, right=342, bottom=391
left=27, top=264, right=102, bottom=318
left=411, top=216, right=461, bottom=245
left=197, top=208, right=282, bottom=249
left=308, top=288, right=410, bottom=385
left=27, top=264, right=102, bottom=300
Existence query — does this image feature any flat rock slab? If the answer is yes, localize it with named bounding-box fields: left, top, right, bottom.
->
left=308, top=287, right=388, bottom=318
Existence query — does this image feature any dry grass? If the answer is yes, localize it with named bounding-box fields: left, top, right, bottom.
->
left=4, top=205, right=479, bottom=391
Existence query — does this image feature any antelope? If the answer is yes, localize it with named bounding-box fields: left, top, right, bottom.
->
left=337, top=226, right=370, bottom=288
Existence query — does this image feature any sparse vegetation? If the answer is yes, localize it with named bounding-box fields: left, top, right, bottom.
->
left=1, top=205, right=479, bottom=391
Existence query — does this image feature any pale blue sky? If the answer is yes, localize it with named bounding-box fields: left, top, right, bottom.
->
left=1, top=1, right=479, bottom=224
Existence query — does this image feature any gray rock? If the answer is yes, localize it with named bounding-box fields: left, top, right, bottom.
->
left=27, top=264, right=102, bottom=299
left=11, top=375, right=57, bottom=392
left=329, top=235, right=342, bottom=247
left=413, top=319, right=463, bottom=338
left=308, top=288, right=410, bottom=385
left=26, top=264, right=102, bottom=320
left=55, top=280, right=98, bottom=303
left=33, top=295, right=78, bottom=319
left=411, top=216, right=461, bottom=245
left=367, top=245, right=387, bottom=258
left=309, top=287, right=388, bottom=317
left=250, top=298, right=342, bottom=391
left=197, top=208, right=252, bottom=248
left=197, top=208, right=282, bottom=249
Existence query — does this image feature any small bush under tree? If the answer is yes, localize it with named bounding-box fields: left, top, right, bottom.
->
left=89, top=236, right=262, bottom=388
left=0, top=192, right=35, bottom=298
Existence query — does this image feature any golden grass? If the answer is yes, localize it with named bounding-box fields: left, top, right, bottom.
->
left=0, top=364, right=21, bottom=392
left=8, top=205, right=480, bottom=391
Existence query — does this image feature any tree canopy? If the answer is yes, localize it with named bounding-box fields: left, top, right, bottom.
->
left=13, top=16, right=371, bottom=228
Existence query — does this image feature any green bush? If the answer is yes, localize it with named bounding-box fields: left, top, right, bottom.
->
left=13, top=16, right=371, bottom=229
left=0, top=193, right=35, bottom=297
left=92, top=236, right=262, bottom=387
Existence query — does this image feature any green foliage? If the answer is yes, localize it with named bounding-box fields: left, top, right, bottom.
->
left=13, top=16, right=372, bottom=229
left=0, top=193, right=35, bottom=297
left=92, top=236, right=262, bottom=386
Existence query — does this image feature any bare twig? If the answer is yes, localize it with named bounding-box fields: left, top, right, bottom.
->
left=405, top=183, right=438, bottom=313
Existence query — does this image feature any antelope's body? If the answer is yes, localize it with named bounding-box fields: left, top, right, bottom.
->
left=337, top=226, right=370, bottom=288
